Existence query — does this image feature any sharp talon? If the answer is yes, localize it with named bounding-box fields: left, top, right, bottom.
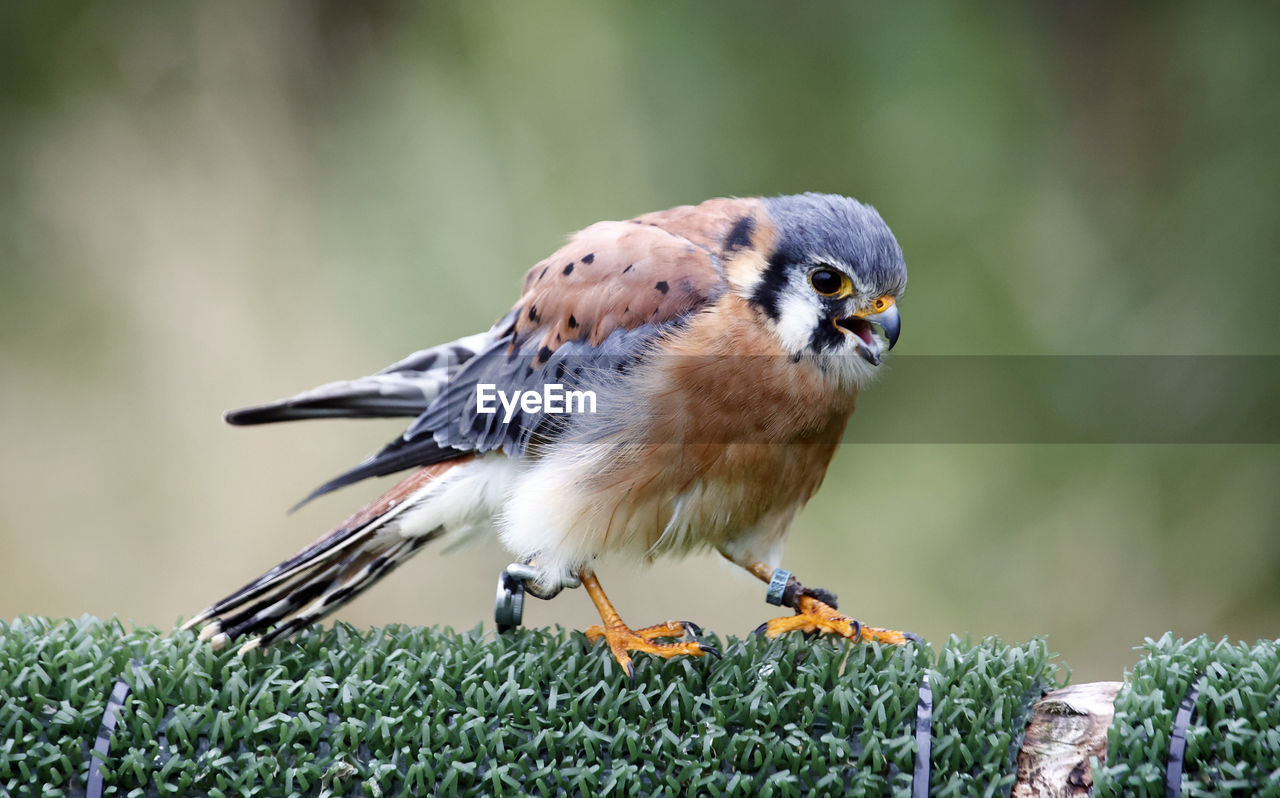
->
left=756, top=594, right=911, bottom=647
left=587, top=621, right=712, bottom=676
left=752, top=622, right=769, bottom=637
left=579, top=573, right=708, bottom=676
left=698, top=643, right=722, bottom=660
left=905, top=632, right=924, bottom=645
left=681, top=621, right=703, bottom=636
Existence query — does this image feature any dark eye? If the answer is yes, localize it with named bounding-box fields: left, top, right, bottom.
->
left=809, top=268, right=846, bottom=296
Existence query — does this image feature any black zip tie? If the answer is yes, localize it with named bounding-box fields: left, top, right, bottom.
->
left=86, top=659, right=142, bottom=798
left=1165, top=671, right=1205, bottom=798
left=912, top=671, right=933, bottom=798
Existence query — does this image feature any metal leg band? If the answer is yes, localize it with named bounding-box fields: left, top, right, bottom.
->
left=765, top=568, right=792, bottom=606
left=494, top=571, right=525, bottom=633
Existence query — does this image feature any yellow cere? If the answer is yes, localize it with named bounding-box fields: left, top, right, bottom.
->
left=856, top=295, right=895, bottom=317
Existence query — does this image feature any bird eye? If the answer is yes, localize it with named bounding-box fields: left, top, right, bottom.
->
left=809, top=268, right=847, bottom=296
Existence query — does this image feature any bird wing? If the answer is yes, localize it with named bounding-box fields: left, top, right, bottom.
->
left=224, top=330, right=497, bottom=425
left=298, top=199, right=763, bottom=505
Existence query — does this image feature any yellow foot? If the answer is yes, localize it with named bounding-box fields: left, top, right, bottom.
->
left=756, top=595, right=915, bottom=645
left=583, top=620, right=719, bottom=678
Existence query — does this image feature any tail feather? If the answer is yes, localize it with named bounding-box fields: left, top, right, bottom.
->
left=216, top=558, right=347, bottom=640
left=252, top=534, right=434, bottom=650
left=185, top=463, right=457, bottom=650
left=181, top=497, right=410, bottom=632
left=183, top=528, right=370, bottom=631
left=224, top=532, right=438, bottom=651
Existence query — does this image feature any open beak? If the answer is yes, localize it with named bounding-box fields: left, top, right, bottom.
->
left=836, top=297, right=901, bottom=366
left=859, top=301, right=900, bottom=351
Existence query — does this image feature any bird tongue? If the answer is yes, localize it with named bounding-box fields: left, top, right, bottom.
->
left=851, top=318, right=875, bottom=345
left=835, top=316, right=877, bottom=345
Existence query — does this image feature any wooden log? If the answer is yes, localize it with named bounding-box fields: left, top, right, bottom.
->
left=1012, top=681, right=1123, bottom=797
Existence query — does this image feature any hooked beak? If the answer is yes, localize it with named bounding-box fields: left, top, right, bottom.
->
left=859, top=301, right=900, bottom=351
left=836, top=297, right=901, bottom=366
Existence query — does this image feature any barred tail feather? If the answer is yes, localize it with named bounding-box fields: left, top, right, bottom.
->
left=184, top=461, right=469, bottom=651
left=220, top=532, right=439, bottom=654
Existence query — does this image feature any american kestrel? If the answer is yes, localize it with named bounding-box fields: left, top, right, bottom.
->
left=185, top=193, right=909, bottom=676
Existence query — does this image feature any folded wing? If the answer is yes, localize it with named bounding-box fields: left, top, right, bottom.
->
left=230, top=199, right=763, bottom=506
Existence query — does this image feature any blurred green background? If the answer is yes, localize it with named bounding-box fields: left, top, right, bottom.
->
left=1, top=2, right=1276, bottom=681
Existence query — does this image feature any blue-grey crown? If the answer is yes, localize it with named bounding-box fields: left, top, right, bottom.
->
left=763, top=193, right=907, bottom=297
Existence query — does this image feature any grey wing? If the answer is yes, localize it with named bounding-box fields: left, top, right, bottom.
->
left=224, top=328, right=501, bottom=426
left=295, top=323, right=666, bottom=507
left=410, top=323, right=666, bottom=454
left=287, top=216, right=730, bottom=506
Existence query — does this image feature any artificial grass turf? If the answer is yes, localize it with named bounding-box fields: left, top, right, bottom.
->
left=1, top=616, right=1060, bottom=797
left=8, top=621, right=1276, bottom=797
left=1096, top=634, right=1280, bottom=797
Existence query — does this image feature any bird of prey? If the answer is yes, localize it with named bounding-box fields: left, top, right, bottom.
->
left=184, top=193, right=910, bottom=675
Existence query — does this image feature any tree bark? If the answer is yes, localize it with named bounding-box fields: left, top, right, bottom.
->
left=1012, top=681, right=1123, bottom=797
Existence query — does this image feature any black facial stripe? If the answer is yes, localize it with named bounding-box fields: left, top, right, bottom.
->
left=749, top=252, right=792, bottom=321
left=724, top=215, right=755, bottom=253
left=809, top=314, right=847, bottom=353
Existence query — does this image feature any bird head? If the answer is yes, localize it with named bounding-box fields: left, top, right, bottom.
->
left=745, top=193, right=907, bottom=386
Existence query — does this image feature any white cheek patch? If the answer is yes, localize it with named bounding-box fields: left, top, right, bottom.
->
left=773, top=289, right=820, bottom=355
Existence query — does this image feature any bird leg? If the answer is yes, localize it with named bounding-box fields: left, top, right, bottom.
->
left=725, top=553, right=913, bottom=645
left=579, top=569, right=717, bottom=678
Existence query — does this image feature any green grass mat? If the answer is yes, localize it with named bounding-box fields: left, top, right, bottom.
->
left=1, top=616, right=1057, bottom=797
left=1096, top=634, right=1280, bottom=797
